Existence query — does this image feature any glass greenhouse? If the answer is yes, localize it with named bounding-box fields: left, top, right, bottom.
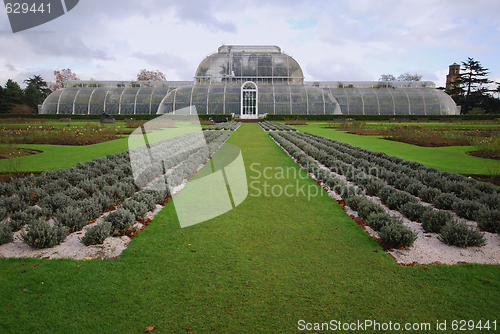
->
left=41, top=45, right=459, bottom=116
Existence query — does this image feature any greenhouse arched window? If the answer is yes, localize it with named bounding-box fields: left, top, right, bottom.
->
left=241, top=81, right=258, bottom=119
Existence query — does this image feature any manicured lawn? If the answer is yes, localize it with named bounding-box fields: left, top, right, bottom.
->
left=1, top=124, right=499, bottom=333
left=0, top=122, right=202, bottom=173
left=302, top=123, right=496, bottom=176
left=0, top=138, right=130, bottom=173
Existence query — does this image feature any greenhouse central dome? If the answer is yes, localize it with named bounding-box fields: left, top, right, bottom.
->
left=41, top=44, right=459, bottom=117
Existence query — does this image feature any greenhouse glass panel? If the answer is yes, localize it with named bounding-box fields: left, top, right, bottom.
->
left=360, top=89, right=379, bottom=115
left=438, top=91, right=458, bottom=115
left=135, top=88, right=154, bottom=114
left=105, top=88, right=124, bottom=115
left=208, top=86, right=225, bottom=114
left=151, top=88, right=172, bottom=114
left=258, top=86, right=274, bottom=114
left=344, top=89, right=363, bottom=115
left=157, top=90, right=175, bottom=114
left=421, top=90, right=440, bottom=115
left=306, top=86, right=325, bottom=114
left=225, top=85, right=240, bottom=115
left=275, top=103, right=291, bottom=115
left=405, top=89, right=425, bottom=115
left=173, top=86, right=192, bottom=111
left=120, top=89, right=139, bottom=115
left=191, top=85, right=209, bottom=114
left=375, top=90, right=395, bottom=115
left=273, top=56, right=289, bottom=77
left=240, top=55, right=258, bottom=77
left=324, top=92, right=341, bottom=114
left=328, top=89, right=348, bottom=113
left=89, top=88, right=108, bottom=115
left=41, top=89, right=63, bottom=114
left=290, top=86, right=307, bottom=114
left=258, top=55, right=273, bottom=77
left=58, top=88, right=79, bottom=114
left=74, top=88, right=93, bottom=115
left=392, top=90, right=410, bottom=115
left=274, top=85, right=290, bottom=104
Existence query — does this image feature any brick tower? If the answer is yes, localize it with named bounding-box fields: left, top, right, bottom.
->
left=446, top=63, right=460, bottom=94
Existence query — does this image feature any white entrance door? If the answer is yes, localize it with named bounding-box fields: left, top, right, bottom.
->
left=240, top=81, right=258, bottom=119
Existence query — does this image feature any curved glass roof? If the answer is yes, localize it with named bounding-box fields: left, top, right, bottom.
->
left=326, top=87, right=457, bottom=115
left=158, top=84, right=341, bottom=115
left=40, top=87, right=175, bottom=115
left=195, top=45, right=304, bottom=85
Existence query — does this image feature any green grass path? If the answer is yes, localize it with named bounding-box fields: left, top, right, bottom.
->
left=0, top=124, right=499, bottom=333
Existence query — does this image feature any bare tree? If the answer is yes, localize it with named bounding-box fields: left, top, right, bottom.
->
left=397, top=72, right=422, bottom=81
left=137, top=69, right=167, bottom=81
left=50, top=69, right=79, bottom=91
left=379, top=74, right=396, bottom=81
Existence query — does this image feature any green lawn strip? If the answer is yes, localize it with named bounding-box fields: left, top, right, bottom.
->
left=0, top=124, right=499, bottom=333
left=0, top=122, right=214, bottom=173
left=0, top=137, right=130, bottom=173
left=303, top=123, right=496, bottom=176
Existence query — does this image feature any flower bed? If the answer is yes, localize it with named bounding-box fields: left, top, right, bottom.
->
left=0, top=131, right=230, bottom=254
left=270, top=131, right=499, bottom=251
left=259, top=121, right=296, bottom=132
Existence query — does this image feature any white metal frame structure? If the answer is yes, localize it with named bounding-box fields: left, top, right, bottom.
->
left=240, top=81, right=258, bottom=119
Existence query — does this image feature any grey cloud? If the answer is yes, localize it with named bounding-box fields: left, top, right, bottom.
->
left=132, top=51, right=193, bottom=80
left=306, top=61, right=374, bottom=81
left=18, top=33, right=116, bottom=61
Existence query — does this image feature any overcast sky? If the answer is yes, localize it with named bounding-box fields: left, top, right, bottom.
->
left=1, top=0, right=499, bottom=89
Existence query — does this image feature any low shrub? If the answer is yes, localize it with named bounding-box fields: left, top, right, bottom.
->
left=385, top=191, right=419, bottom=210
left=404, top=181, right=425, bottom=197
left=77, top=197, right=104, bottom=221
left=378, top=186, right=397, bottom=203
left=121, top=199, right=148, bottom=221
left=364, top=178, right=387, bottom=196
left=1, top=195, right=28, bottom=214
left=356, top=199, right=385, bottom=220
left=399, top=202, right=432, bottom=221
left=438, top=221, right=486, bottom=248
left=433, top=193, right=458, bottom=210
left=418, top=186, right=442, bottom=203
left=130, top=192, right=156, bottom=211
left=479, top=193, right=500, bottom=210
left=143, top=189, right=170, bottom=204
left=392, top=176, right=412, bottom=191
left=8, top=211, right=30, bottom=231
left=55, top=207, right=88, bottom=232
left=476, top=209, right=500, bottom=233
left=64, top=186, right=89, bottom=201
left=104, top=208, right=136, bottom=236
left=366, top=212, right=395, bottom=231
left=345, top=195, right=365, bottom=211
left=93, top=193, right=113, bottom=212
left=459, top=187, right=483, bottom=201
left=38, top=193, right=75, bottom=213
left=78, top=179, right=100, bottom=196
left=421, top=210, right=454, bottom=233
left=80, top=221, right=112, bottom=246
left=451, top=200, right=486, bottom=221
left=378, top=222, right=418, bottom=249
left=0, top=206, right=6, bottom=222
left=0, top=223, right=13, bottom=245
left=20, top=220, right=69, bottom=249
